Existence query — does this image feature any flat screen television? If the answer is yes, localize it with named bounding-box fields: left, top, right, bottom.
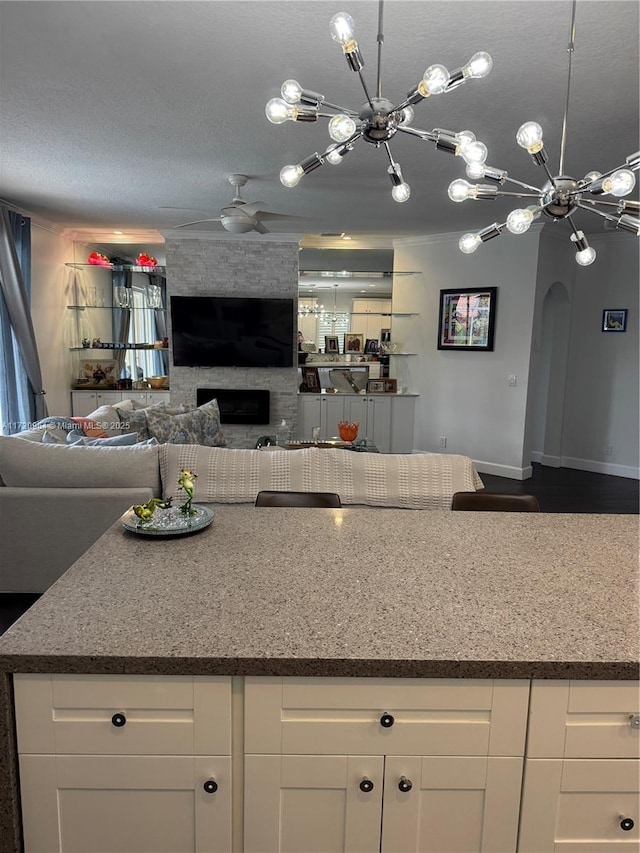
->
left=170, top=295, right=295, bottom=368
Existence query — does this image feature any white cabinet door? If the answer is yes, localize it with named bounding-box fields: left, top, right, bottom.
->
left=71, top=390, right=124, bottom=416
left=366, top=395, right=392, bottom=453
left=322, top=395, right=346, bottom=439
left=19, top=754, right=232, bottom=853
left=297, top=395, right=322, bottom=439
left=519, top=758, right=640, bottom=852
left=381, top=755, right=522, bottom=853
left=245, top=754, right=383, bottom=853
left=388, top=395, right=415, bottom=453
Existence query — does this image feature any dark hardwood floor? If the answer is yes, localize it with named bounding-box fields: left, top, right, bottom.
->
left=1, top=464, right=637, bottom=634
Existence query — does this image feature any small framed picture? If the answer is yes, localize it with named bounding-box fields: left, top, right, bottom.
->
left=602, top=309, right=627, bottom=332
left=344, top=333, right=364, bottom=353
left=380, top=328, right=391, bottom=343
left=367, top=379, right=385, bottom=393
left=300, top=366, right=321, bottom=393
left=325, top=335, right=340, bottom=353
left=365, top=338, right=379, bottom=354
left=383, top=378, right=397, bottom=393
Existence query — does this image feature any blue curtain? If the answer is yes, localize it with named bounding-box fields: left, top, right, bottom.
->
left=0, top=209, right=47, bottom=432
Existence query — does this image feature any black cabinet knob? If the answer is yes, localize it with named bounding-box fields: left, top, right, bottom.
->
left=203, top=779, right=218, bottom=794
left=359, top=777, right=374, bottom=793
left=380, top=712, right=395, bottom=728
left=398, top=776, right=413, bottom=793
left=620, top=818, right=634, bottom=831
left=111, top=713, right=126, bottom=728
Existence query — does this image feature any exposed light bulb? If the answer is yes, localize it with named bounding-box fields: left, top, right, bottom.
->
left=583, top=170, right=602, bottom=183
left=265, top=98, right=295, bottom=124
left=602, top=169, right=636, bottom=197
left=464, top=51, right=493, bottom=79
left=575, top=247, right=596, bottom=266
left=281, top=79, right=303, bottom=104
left=526, top=205, right=542, bottom=220
left=329, top=12, right=357, bottom=49
left=328, top=114, right=357, bottom=142
left=459, top=233, right=482, bottom=253
left=419, top=64, right=449, bottom=96
left=325, top=144, right=344, bottom=165
left=448, top=179, right=472, bottom=202
left=456, top=130, right=476, bottom=147
left=280, top=164, right=304, bottom=187
left=466, top=163, right=485, bottom=180
left=400, top=106, right=414, bottom=125
left=391, top=182, right=411, bottom=203
left=516, top=121, right=544, bottom=154
left=506, top=208, right=534, bottom=235
left=460, top=140, right=488, bottom=165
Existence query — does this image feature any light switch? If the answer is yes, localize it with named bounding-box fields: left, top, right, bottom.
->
left=508, top=375, right=517, bottom=386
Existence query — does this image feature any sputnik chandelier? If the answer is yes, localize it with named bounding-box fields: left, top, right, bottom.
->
left=449, top=0, right=639, bottom=266
left=265, top=1, right=493, bottom=203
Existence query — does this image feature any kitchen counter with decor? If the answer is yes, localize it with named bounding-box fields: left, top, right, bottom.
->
left=0, top=507, right=638, bottom=852
left=0, top=507, right=637, bottom=679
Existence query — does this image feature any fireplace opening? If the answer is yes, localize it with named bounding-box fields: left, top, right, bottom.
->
left=197, top=388, right=270, bottom=425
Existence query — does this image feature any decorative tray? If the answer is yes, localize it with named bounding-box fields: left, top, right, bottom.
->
left=121, top=504, right=213, bottom=537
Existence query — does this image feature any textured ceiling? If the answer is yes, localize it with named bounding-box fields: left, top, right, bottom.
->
left=0, top=0, right=638, bottom=253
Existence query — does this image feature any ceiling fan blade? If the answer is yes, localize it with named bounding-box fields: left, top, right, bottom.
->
left=257, top=211, right=311, bottom=222
left=235, top=201, right=267, bottom=218
left=174, top=218, right=223, bottom=229
left=159, top=206, right=213, bottom=212
left=254, top=220, right=270, bottom=234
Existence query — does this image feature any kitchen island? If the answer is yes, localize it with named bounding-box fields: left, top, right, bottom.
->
left=0, top=507, right=638, bottom=852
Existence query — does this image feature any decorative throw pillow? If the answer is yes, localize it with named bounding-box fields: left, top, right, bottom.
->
left=113, top=405, right=151, bottom=441
left=68, top=417, right=108, bottom=439
left=145, top=398, right=226, bottom=446
left=42, top=429, right=67, bottom=444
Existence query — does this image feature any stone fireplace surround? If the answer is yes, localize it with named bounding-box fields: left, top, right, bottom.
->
left=164, top=233, right=301, bottom=448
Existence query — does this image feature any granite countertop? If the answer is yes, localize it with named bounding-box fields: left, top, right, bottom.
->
left=0, top=507, right=638, bottom=680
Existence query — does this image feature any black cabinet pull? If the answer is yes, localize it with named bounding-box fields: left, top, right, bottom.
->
left=380, top=712, right=395, bottom=728
left=203, top=779, right=218, bottom=794
left=111, top=713, right=126, bottom=728
left=359, top=777, right=374, bottom=793
left=620, top=817, right=634, bottom=831
left=398, top=776, right=413, bottom=793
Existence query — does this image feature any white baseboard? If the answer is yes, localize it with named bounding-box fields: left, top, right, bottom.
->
left=530, top=452, right=561, bottom=467
left=472, top=460, right=533, bottom=481
left=560, top=456, right=640, bottom=480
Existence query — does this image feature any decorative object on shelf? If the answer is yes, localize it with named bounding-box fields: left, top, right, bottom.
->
left=132, top=497, right=173, bottom=523
left=136, top=252, right=158, bottom=268
left=78, top=359, right=118, bottom=388
left=602, top=309, right=628, bottom=333
left=365, top=338, right=379, bottom=354
left=329, top=369, right=368, bottom=393
left=344, top=332, right=364, bottom=353
left=87, top=251, right=111, bottom=267
left=450, top=0, right=639, bottom=265
left=325, top=335, right=340, bottom=353
left=437, top=287, right=497, bottom=352
left=300, top=365, right=321, bottom=393
left=147, top=375, right=169, bottom=389
left=300, top=341, right=316, bottom=353
left=383, top=378, right=398, bottom=393
left=266, top=1, right=492, bottom=202
left=367, top=379, right=385, bottom=393
left=338, top=420, right=359, bottom=442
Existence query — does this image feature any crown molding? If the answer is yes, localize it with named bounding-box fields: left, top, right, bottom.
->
left=162, top=229, right=303, bottom=244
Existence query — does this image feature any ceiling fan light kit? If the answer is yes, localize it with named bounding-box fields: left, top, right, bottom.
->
left=266, top=1, right=493, bottom=204
left=447, top=0, right=639, bottom=265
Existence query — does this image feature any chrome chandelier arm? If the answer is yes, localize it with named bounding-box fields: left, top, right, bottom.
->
left=319, top=101, right=360, bottom=116
left=502, top=176, right=542, bottom=193
left=358, top=69, right=375, bottom=110
left=395, top=125, right=439, bottom=142
left=376, top=0, right=385, bottom=98
left=559, top=0, right=577, bottom=176
left=492, top=190, right=544, bottom=200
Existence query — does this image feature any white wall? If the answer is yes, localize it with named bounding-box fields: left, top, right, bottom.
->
left=561, top=233, right=639, bottom=477
left=394, top=226, right=639, bottom=480
left=393, top=230, right=541, bottom=478
left=30, top=225, right=77, bottom=417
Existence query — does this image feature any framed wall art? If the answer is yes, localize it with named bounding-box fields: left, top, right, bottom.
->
left=300, top=366, right=321, bottom=393
left=324, top=335, right=340, bottom=353
left=364, top=338, right=379, bottom=353
left=437, top=287, right=497, bottom=351
left=602, top=309, right=627, bottom=332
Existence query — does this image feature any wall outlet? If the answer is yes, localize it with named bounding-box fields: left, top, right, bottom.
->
left=604, top=445, right=613, bottom=456
left=439, top=436, right=447, bottom=448
left=508, top=374, right=517, bottom=386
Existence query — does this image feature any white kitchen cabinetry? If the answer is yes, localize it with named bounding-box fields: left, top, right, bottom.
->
left=13, top=674, right=232, bottom=853
left=350, top=298, right=392, bottom=341
left=71, top=389, right=170, bottom=416
left=519, top=680, right=640, bottom=852
left=297, top=393, right=416, bottom=452
left=244, top=676, right=529, bottom=853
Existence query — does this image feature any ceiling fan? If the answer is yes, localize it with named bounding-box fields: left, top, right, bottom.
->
left=170, top=174, right=306, bottom=234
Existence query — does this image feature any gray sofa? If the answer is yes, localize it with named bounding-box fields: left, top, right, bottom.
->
left=0, top=401, right=483, bottom=593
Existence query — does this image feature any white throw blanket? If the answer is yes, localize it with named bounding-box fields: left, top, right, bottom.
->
left=160, top=446, right=484, bottom=510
